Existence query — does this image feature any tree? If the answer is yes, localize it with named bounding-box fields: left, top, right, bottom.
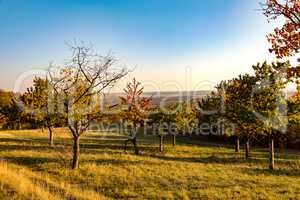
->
left=197, top=91, right=222, bottom=136
left=149, top=103, right=177, bottom=152
left=288, top=85, right=300, bottom=123
left=49, top=43, right=128, bottom=169
left=252, top=61, right=289, bottom=169
left=175, top=102, right=197, bottom=135
left=224, top=75, right=258, bottom=158
left=0, top=90, right=12, bottom=129
left=286, top=88, right=300, bottom=148
left=0, top=90, right=24, bottom=130
left=165, top=103, right=179, bottom=147
left=262, top=0, right=300, bottom=58
left=211, top=81, right=242, bottom=152
left=197, top=86, right=239, bottom=151
left=261, top=0, right=300, bottom=86
left=261, top=1, right=299, bottom=167
left=148, top=111, right=166, bottom=152
left=120, top=78, right=152, bottom=155
left=23, top=77, right=61, bottom=146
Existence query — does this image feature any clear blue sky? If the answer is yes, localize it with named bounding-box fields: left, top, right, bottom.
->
left=0, top=0, right=279, bottom=92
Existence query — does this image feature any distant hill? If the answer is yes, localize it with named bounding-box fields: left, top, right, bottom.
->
left=102, top=90, right=297, bottom=107
left=102, top=90, right=212, bottom=106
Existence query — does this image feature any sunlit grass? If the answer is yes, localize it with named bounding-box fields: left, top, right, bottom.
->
left=0, top=128, right=299, bottom=199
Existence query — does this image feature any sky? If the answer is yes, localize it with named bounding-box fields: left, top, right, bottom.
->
left=0, top=0, right=282, bottom=92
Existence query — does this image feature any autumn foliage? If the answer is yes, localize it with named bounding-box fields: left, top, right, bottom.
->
left=120, top=78, right=153, bottom=128
left=262, top=0, right=300, bottom=58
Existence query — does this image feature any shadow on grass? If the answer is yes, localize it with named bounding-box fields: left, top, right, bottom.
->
left=88, top=158, right=158, bottom=166
left=241, top=167, right=300, bottom=177
left=3, top=154, right=160, bottom=170
left=80, top=139, right=159, bottom=153
left=2, top=156, right=58, bottom=167
left=0, top=137, right=71, bottom=152
left=84, top=134, right=128, bottom=141
left=0, top=144, right=52, bottom=152
left=149, top=154, right=267, bottom=165
left=0, top=137, right=49, bottom=144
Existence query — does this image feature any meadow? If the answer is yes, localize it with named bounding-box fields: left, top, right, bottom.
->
left=0, top=128, right=299, bottom=200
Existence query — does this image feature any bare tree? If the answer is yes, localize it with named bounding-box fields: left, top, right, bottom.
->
left=49, top=42, right=128, bottom=169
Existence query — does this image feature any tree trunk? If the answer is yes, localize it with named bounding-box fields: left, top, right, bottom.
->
left=132, top=137, right=139, bottom=155
left=269, top=137, right=274, bottom=170
left=124, top=137, right=139, bottom=155
left=279, top=136, right=285, bottom=156
left=159, top=135, right=163, bottom=152
left=18, top=121, right=21, bottom=130
left=124, top=139, right=128, bottom=152
left=72, top=136, right=80, bottom=169
left=172, top=134, right=176, bottom=147
left=235, top=137, right=240, bottom=153
left=245, top=138, right=250, bottom=159
left=48, top=126, right=53, bottom=147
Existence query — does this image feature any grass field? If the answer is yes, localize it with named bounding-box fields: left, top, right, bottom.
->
left=0, top=128, right=299, bottom=200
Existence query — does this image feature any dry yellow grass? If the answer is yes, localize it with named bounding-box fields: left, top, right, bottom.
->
left=0, top=128, right=299, bottom=199
left=0, top=159, right=107, bottom=200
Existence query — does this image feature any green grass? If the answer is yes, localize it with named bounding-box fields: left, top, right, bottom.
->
left=0, top=128, right=299, bottom=199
